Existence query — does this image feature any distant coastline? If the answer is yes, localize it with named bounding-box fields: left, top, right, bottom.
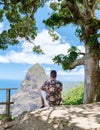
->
left=0, top=79, right=82, bottom=101
left=62, top=81, right=82, bottom=93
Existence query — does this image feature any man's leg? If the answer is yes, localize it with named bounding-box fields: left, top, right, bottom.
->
left=40, top=92, right=45, bottom=108
left=40, top=90, right=49, bottom=108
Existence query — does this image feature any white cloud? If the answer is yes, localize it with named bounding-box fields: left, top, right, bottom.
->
left=0, top=22, right=4, bottom=33
left=0, top=22, right=3, bottom=28
left=0, top=55, right=9, bottom=63
left=58, top=68, right=84, bottom=76
left=0, top=29, right=84, bottom=81
left=45, top=67, right=51, bottom=76
left=77, top=45, right=85, bottom=53
left=45, top=66, right=84, bottom=81
left=34, top=30, right=70, bottom=57
left=0, top=29, right=70, bottom=64
left=57, top=68, right=84, bottom=81
left=46, top=0, right=61, bottom=7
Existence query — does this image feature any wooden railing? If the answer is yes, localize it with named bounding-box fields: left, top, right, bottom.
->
left=0, top=88, right=17, bottom=121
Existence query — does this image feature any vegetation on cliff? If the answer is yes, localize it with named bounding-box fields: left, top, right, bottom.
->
left=63, top=82, right=84, bottom=105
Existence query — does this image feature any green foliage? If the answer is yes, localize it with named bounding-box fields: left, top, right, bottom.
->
left=0, top=30, right=19, bottom=50
left=75, top=26, right=82, bottom=38
left=43, top=13, right=64, bottom=29
left=0, top=115, right=5, bottom=120
left=48, top=30, right=59, bottom=41
left=33, top=45, right=44, bottom=54
left=62, top=82, right=84, bottom=105
left=0, top=10, right=4, bottom=22
left=44, top=0, right=100, bottom=47
left=50, top=2, right=59, bottom=11
left=0, top=0, right=44, bottom=49
left=43, top=1, right=73, bottom=28
left=53, top=46, right=80, bottom=70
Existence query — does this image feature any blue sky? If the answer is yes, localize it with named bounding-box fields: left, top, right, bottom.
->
left=0, top=2, right=89, bottom=82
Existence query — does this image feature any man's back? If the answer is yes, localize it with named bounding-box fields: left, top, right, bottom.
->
left=42, top=79, right=62, bottom=106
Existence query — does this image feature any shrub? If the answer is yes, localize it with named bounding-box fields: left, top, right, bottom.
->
left=62, top=82, right=84, bottom=105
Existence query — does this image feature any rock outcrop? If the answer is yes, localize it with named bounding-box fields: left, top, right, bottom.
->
left=0, top=102, right=100, bottom=130
left=11, top=63, right=48, bottom=116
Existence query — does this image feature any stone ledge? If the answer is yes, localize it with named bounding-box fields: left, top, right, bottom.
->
left=0, top=102, right=100, bottom=130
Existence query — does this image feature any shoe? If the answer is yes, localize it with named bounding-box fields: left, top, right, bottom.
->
left=40, top=105, right=45, bottom=108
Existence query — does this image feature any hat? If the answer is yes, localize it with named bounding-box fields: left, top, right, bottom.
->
left=50, top=70, right=57, bottom=78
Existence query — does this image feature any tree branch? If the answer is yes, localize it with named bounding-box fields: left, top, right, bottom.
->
left=83, top=0, right=98, bottom=18
left=99, top=45, right=100, bottom=59
left=70, top=57, right=84, bottom=69
left=92, top=0, right=98, bottom=14
left=66, top=0, right=84, bottom=25
left=79, top=52, right=85, bottom=56
left=83, top=0, right=93, bottom=17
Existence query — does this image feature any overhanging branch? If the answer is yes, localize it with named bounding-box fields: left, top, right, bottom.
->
left=66, top=0, right=84, bottom=24
left=92, top=0, right=98, bottom=13
left=79, top=52, right=85, bottom=56
left=99, top=44, right=100, bottom=59
left=70, top=57, right=84, bottom=69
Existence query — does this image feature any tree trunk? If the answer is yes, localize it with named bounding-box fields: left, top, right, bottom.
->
left=83, top=45, right=100, bottom=103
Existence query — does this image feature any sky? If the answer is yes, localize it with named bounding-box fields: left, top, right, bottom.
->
left=0, top=1, right=96, bottom=82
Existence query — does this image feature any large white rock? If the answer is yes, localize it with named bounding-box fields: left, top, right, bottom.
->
left=11, top=63, right=48, bottom=116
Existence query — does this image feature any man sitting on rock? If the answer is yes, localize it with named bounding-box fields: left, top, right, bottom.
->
left=40, top=70, right=63, bottom=108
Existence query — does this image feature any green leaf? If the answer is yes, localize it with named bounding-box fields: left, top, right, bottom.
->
left=33, top=45, right=44, bottom=54
left=0, top=10, right=4, bottom=22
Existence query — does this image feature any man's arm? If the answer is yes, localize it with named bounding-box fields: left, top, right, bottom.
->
left=57, top=81, right=63, bottom=92
left=40, top=81, right=48, bottom=91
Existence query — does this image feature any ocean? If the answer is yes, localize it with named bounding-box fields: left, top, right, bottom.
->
left=0, top=80, right=22, bottom=102
left=0, top=79, right=81, bottom=102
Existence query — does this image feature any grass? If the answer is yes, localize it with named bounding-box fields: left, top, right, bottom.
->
left=62, top=82, right=84, bottom=105
left=0, top=115, right=6, bottom=120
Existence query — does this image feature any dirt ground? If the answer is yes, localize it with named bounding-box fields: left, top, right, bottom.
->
left=0, top=102, right=100, bottom=130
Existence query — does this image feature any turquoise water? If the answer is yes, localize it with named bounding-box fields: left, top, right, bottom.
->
left=0, top=80, right=22, bottom=101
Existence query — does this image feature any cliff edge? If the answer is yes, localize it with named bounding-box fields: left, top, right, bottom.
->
left=0, top=102, right=100, bottom=130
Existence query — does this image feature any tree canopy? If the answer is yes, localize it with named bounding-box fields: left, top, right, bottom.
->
left=43, top=0, right=100, bottom=103
left=44, top=0, right=100, bottom=103
left=0, top=0, right=46, bottom=50
left=43, top=0, right=100, bottom=70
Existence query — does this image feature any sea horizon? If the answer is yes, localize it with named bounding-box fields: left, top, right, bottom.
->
left=0, top=79, right=82, bottom=102
left=0, top=79, right=22, bottom=102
